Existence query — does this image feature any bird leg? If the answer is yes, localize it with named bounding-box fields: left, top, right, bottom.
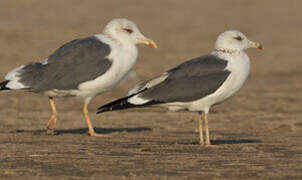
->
left=204, top=113, right=222, bottom=148
left=46, top=97, right=58, bottom=134
left=204, top=113, right=211, bottom=146
left=198, top=112, right=204, bottom=145
left=83, top=103, right=108, bottom=137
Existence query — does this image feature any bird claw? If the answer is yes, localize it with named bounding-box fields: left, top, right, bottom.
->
left=46, top=128, right=56, bottom=135
left=87, top=131, right=110, bottom=137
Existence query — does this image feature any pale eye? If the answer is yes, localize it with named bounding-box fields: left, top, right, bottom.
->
left=123, top=28, right=133, bottom=34
left=234, top=36, right=243, bottom=41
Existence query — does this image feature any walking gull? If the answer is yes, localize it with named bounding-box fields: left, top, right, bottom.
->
left=97, top=30, right=262, bottom=145
left=0, top=18, right=157, bottom=136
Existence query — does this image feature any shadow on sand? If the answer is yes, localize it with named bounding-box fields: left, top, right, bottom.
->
left=179, top=139, right=261, bottom=145
left=212, top=139, right=261, bottom=145
left=13, top=126, right=152, bottom=135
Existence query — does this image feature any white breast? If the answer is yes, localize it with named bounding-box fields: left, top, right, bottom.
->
left=77, top=34, right=138, bottom=101
left=189, top=51, right=251, bottom=112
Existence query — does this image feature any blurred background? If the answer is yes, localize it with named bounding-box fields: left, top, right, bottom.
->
left=0, top=0, right=301, bottom=103
left=0, top=0, right=301, bottom=178
left=0, top=0, right=301, bottom=115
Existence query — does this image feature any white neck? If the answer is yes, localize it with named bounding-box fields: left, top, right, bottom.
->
left=214, top=48, right=241, bottom=56
left=103, top=31, right=136, bottom=48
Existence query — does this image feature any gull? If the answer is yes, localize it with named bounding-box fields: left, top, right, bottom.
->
left=0, top=18, right=157, bottom=136
left=97, top=30, right=262, bottom=145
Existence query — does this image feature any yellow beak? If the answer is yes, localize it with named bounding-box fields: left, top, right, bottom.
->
left=249, top=41, right=263, bottom=50
left=139, top=37, right=158, bottom=48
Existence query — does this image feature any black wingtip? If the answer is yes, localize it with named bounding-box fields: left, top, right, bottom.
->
left=97, top=98, right=163, bottom=115
left=97, top=106, right=114, bottom=114
left=0, top=80, right=10, bottom=91
left=96, top=88, right=163, bottom=114
left=97, top=94, right=137, bottom=114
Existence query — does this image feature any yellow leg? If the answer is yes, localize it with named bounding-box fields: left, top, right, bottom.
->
left=46, top=97, right=58, bottom=134
left=83, top=103, right=108, bottom=137
left=199, top=112, right=204, bottom=145
left=204, top=113, right=211, bottom=146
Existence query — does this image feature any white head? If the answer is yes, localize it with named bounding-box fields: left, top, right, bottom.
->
left=103, top=18, right=157, bottom=48
left=215, top=30, right=263, bottom=52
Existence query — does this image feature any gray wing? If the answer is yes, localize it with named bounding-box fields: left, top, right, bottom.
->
left=18, top=36, right=112, bottom=92
left=137, top=54, right=231, bottom=103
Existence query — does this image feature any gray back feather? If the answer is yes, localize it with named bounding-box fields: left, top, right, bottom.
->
left=138, top=54, right=231, bottom=102
left=19, top=36, right=112, bottom=92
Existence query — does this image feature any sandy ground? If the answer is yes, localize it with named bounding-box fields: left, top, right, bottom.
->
left=0, top=0, right=302, bottom=179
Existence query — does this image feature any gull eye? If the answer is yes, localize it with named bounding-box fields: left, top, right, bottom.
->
left=234, top=36, right=243, bottom=41
left=123, top=28, right=133, bottom=34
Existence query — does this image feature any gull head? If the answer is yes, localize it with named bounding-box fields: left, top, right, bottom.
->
left=103, top=18, right=157, bottom=48
left=215, top=30, right=263, bottom=52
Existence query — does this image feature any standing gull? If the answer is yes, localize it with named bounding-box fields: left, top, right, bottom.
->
left=97, top=30, right=262, bottom=145
left=0, top=18, right=157, bottom=136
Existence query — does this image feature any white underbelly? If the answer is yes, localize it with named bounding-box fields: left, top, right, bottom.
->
left=191, top=69, right=249, bottom=111
left=43, top=60, right=136, bottom=99
left=157, top=70, right=249, bottom=113
left=77, top=58, right=136, bottom=98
